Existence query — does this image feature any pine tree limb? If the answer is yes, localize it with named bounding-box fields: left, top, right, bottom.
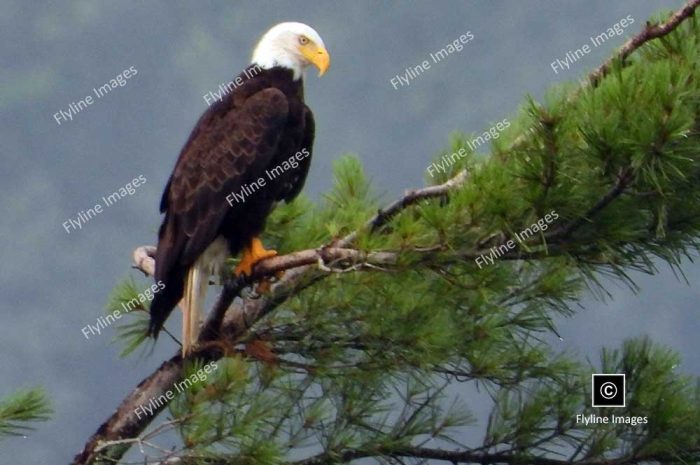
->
left=289, top=445, right=700, bottom=465
left=132, top=245, right=398, bottom=282
left=589, top=0, right=700, bottom=86
left=71, top=1, right=700, bottom=462
left=71, top=170, right=465, bottom=465
left=549, top=167, right=635, bottom=241
left=508, top=0, right=700, bottom=150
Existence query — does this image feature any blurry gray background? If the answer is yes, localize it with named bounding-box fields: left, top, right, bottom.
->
left=1, top=1, right=698, bottom=463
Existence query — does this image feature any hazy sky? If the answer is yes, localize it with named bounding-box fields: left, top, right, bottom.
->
left=1, top=1, right=697, bottom=463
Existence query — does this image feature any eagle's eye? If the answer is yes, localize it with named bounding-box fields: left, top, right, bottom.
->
left=298, top=35, right=309, bottom=45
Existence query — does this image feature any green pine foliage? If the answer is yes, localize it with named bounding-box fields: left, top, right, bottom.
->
left=109, top=10, right=700, bottom=465
left=107, top=277, right=153, bottom=357
left=0, top=388, right=51, bottom=439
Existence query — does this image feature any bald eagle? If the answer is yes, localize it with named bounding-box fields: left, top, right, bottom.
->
left=149, top=22, right=330, bottom=354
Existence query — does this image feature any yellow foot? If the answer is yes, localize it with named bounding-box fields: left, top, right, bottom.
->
left=234, top=237, right=277, bottom=276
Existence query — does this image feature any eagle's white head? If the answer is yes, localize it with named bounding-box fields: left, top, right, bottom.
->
left=252, top=22, right=330, bottom=80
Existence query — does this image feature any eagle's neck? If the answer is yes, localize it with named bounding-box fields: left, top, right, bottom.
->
left=251, top=44, right=305, bottom=80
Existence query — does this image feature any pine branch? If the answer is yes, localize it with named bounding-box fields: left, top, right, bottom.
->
left=549, top=167, right=635, bottom=241
left=289, top=445, right=700, bottom=465
left=507, top=0, right=700, bottom=150
left=71, top=1, right=700, bottom=462
left=133, top=245, right=398, bottom=282
left=342, top=169, right=469, bottom=244
left=71, top=170, right=466, bottom=465
left=589, top=0, right=700, bottom=86
left=183, top=445, right=700, bottom=465
left=0, top=388, right=51, bottom=439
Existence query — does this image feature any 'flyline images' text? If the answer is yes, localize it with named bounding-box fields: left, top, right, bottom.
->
left=53, top=66, right=138, bottom=125
left=62, top=175, right=147, bottom=234
left=550, top=15, right=634, bottom=74
left=390, top=31, right=474, bottom=89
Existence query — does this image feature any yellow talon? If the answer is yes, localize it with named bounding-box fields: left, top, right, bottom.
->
left=234, top=237, right=277, bottom=276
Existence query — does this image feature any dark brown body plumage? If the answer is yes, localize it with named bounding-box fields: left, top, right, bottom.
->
left=149, top=66, right=315, bottom=337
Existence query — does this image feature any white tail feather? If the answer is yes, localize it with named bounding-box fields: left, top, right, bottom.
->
left=180, top=237, right=228, bottom=356
left=182, top=263, right=208, bottom=355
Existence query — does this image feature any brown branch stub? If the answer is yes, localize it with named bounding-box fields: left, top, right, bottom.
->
left=133, top=245, right=156, bottom=276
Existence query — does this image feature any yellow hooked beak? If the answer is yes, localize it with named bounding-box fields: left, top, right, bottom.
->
left=300, top=43, right=330, bottom=77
